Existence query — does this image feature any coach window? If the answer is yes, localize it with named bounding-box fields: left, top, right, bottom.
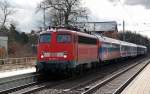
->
left=57, top=34, right=72, bottom=43
left=39, top=34, right=51, bottom=43
left=115, top=44, right=119, bottom=51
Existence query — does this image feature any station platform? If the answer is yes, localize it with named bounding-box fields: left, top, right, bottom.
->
left=0, top=67, right=36, bottom=78
left=121, top=63, right=150, bottom=94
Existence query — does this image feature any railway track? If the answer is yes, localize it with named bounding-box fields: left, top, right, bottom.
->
left=9, top=77, right=74, bottom=94
left=1, top=57, right=149, bottom=94
left=82, top=58, right=150, bottom=94
left=0, top=72, right=43, bottom=94
left=29, top=57, right=149, bottom=94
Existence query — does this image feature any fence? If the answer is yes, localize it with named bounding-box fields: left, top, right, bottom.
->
left=0, top=57, right=37, bottom=65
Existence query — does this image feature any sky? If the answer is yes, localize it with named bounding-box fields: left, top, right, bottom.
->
left=5, top=0, right=150, bottom=37
left=8, top=0, right=43, bottom=32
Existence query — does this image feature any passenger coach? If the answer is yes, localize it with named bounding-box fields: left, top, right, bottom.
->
left=94, top=35, right=121, bottom=61
left=137, top=45, right=147, bottom=55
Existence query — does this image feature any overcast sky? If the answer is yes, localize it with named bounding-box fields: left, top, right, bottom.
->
left=8, top=0, right=43, bottom=32
left=7, top=0, right=150, bottom=37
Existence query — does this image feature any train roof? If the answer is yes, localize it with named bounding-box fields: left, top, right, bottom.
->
left=137, top=45, right=147, bottom=48
left=40, top=28, right=147, bottom=48
left=95, top=34, right=121, bottom=44
left=40, top=28, right=97, bottom=38
left=102, top=36, right=121, bottom=44
left=120, top=41, right=137, bottom=47
left=95, top=34, right=138, bottom=47
left=40, top=28, right=76, bottom=34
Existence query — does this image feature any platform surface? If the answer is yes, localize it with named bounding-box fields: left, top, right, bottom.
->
left=0, top=67, right=36, bottom=78
left=121, top=63, right=150, bottom=94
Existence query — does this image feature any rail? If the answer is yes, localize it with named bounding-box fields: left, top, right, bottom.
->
left=0, top=72, right=42, bottom=94
left=82, top=59, right=150, bottom=94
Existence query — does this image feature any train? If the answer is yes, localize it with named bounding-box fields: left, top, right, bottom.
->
left=36, top=27, right=147, bottom=73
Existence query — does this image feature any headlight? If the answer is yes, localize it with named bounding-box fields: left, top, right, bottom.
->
left=64, top=55, right=67, bottom=58
left=41, top=55, right=44, bottom=58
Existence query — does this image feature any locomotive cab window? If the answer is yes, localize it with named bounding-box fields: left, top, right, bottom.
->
left=39, top=34, right=51, bottom=43
left=57, top=34, right=72, bottom=43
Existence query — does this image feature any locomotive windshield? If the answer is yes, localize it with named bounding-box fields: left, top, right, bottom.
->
left=57, top=34, right=71, bottom=43
left=39, top=34, right=51, bottom=43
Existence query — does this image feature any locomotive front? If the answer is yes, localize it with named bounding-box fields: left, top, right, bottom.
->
left=36, top=29, right=76, bottom=72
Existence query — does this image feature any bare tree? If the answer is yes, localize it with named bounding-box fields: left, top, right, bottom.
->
left=0, top=0, right=15, bottom=28
left=39, top=0, right=89, bottom=26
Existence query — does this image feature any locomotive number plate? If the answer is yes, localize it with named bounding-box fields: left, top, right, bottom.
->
left=43, top=52, right=64, bottom=57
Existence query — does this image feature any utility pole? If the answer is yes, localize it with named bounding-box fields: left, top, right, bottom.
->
left=123, top=20, right=125, bottom=41
left=93, top=23, right=96, bottom=31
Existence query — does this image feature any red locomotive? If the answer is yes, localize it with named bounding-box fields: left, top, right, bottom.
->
left=36, top=27, right=147, bottom=73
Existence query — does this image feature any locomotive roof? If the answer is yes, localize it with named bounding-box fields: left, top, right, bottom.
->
left=40, top=28, right=97, bottom=38
left=40, top=28, right=76, bottom=34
